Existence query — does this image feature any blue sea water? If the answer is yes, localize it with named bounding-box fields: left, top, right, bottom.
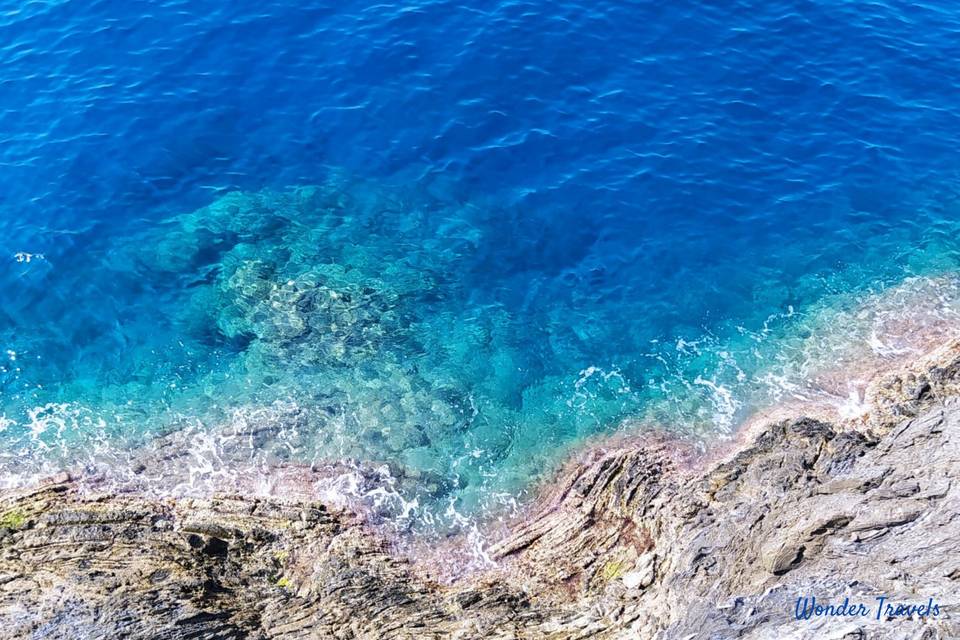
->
left=2, top=0, right=960, bottom=533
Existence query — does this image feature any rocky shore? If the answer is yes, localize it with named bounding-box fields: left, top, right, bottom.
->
left=1, top=340, right=959, bottom=639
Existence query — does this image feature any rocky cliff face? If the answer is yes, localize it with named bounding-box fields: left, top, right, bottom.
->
left=1, top=341, right=959, bottom=639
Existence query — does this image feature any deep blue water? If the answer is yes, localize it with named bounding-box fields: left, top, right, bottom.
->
left=2, top=0, right=960, bottom=532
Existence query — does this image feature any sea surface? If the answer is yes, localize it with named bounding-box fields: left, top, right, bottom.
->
left=2, top=0, right=960, bottom=538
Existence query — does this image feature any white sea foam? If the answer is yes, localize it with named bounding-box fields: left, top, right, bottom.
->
left=0, top=270, right=957, bottom=562
left=693, top=376, right=740, bottom=433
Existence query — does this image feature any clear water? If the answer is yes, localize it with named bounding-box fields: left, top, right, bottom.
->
left=2, top=1, right=960, bottom=535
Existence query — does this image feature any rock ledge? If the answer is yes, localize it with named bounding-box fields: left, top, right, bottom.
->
left=2, top=341, right=960, bottom=639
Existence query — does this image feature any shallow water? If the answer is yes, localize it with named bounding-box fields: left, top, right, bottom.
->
left=3, top=1, right=960, bottom=535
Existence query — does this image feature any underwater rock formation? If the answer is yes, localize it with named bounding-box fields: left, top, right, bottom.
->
left=6, top=178, right=960, bottom=540
left=1, top=340, right=959, bottom=639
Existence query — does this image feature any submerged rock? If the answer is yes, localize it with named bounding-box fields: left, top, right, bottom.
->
left=2, top=341, right=960, bottom=638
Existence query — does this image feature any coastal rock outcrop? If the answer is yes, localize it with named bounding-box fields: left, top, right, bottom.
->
left=1, top=341, right=959, bottom=639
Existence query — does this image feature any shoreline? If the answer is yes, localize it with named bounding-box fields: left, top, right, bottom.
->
left=1, top=269, right=958, bottom=541
left=3, top=315, right=959, bottom=577
left=1, top=335, right=959, bottom=637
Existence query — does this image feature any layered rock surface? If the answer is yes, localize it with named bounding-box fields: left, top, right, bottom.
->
left=1, top=341, right=959, bottom=639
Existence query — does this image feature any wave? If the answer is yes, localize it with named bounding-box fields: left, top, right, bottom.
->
left=0, top=178, right=958, bottom=546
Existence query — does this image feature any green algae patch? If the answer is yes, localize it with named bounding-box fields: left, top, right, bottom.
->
left=599, top=558, right=626, bottom=582
left=275, top=576, right=292, bottom=589
left=0, top=509, right=28, bottom=530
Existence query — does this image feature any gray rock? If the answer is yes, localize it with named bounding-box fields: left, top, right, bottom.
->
left=1, top=340, right=960, bottom=639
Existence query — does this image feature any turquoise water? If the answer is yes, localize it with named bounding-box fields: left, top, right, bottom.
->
left=3, top=1, right=960, bottom=535
left=3, top=171, right=960, bottom=534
